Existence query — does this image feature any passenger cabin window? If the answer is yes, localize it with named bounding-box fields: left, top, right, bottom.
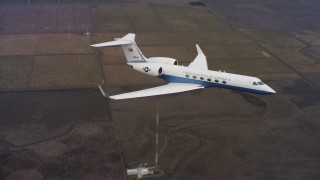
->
left=222, top=81, right=226, bottom=84
left=207, top=78, right=211, bottom=81
left=186, top=74, right=189, bottom=78
left=192, top=76, right=197, bottom=79
left=253, top=82, right=258, bottom=85
left=215, top=80, right=219, bottom=83
left=200, top=77, right=204, bottom=80
left=258, top=81, right=264, bottom=85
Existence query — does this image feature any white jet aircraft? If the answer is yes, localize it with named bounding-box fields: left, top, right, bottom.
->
left=92, top=33, right=276, bottom=100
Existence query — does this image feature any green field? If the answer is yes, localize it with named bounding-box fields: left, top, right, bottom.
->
left=0, top=4, right=318, bottom=92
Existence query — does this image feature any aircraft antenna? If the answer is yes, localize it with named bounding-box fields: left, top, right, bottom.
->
left=126, top=101, right=164, bottom=179
left=85, top=28, right=90, bottom=36
left=155, top=102, right=159, bottom=169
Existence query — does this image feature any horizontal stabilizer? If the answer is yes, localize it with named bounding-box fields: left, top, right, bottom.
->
left=91, top=40, right=132, bottom=47
left=90, top=33, right=146, bottom=62
left=91, top=33, right=136, bottom=47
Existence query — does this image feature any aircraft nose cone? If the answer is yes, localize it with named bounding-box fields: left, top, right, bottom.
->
left=266, top=85, right=276, bottom=94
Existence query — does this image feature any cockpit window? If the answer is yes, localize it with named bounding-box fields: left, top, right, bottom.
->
left=253, top=82, right=258, bottom=85
left=258, top=81, right=264, bottom=85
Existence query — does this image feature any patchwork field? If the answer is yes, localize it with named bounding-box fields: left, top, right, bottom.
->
left=0, top=1, right=320, bottom=180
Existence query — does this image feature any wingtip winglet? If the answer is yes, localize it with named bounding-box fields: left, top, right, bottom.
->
left=195, top=44, right=204, bottom=55
left=98, top=85, right=111, bottom=99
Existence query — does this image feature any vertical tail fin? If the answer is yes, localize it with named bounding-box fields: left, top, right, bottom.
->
left=91, top=33, right=147, bottom=63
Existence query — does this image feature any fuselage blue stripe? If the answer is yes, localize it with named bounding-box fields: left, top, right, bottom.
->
left=159, top=74, right=273, bottom=95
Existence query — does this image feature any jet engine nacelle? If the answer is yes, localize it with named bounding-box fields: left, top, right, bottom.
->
left=131, top=63, right=163, bottom=77
left=148, top=57, right=178, bottom=65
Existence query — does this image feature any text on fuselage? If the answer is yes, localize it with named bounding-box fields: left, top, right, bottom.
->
left=183, top=71, right=231, bottom=81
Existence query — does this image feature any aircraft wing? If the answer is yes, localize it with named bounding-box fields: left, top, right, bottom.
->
left=98, top=83, right=204, bottom=100
left=188, top=44, right=208, bottom=70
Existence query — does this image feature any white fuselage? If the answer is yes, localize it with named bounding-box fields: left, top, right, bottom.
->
left=130, top=62, right=276, bottom=95
left=92, top=33, right=276, bottom=99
